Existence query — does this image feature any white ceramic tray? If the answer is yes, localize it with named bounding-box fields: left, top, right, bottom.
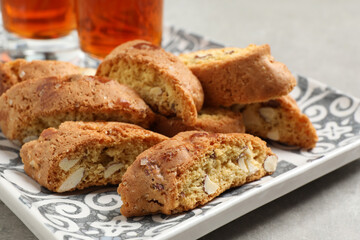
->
left=1, top=27, right=360, bottom=240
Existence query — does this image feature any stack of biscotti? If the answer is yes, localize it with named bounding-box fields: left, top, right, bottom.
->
left=92, top=40, right=280, bottom=217
left=94, top=40, right=316, bottom=217
left=2, top=42, right=208, bottom=194
left=96, top=40, right=317, bottom=149
left=3, top=40, right=317, bottom=218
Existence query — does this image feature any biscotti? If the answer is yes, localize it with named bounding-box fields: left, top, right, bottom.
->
left=118, top=131, right=277, bottom=217
left=0, top=74, right=155, bottom=144
left=96, top=40, right=204, bottom=125
left=151, top=108, right=245, bottom=137
left=179, top=44, right=297, bottom=107
left=242, top=95, right=318, bottom=149
left=0, top=59, right=83, bottom=95
left=20, top=121, right=168, bottom=192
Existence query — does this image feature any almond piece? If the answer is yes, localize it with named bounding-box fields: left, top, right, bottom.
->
left=246, top=160, right=259, bottom=175
left=19, top=70, right=26, bottom=78
left=267, top=129, right=280, bottom=141
left=203, top=175, right=219, bottom=195
left=104, top=163, right=124, bottom=178
left=264, top=155, right=278, bottom=173
left=140, top=158, right=148, bottom=166
left=237, top=148, right=254, bottom=173
left=57, top=167, right=84, bottom=192
left=238, top=157, right=248, bottom=172
left=150, top=87, right=163, bottom=96
left=243, top=148, right=253, bottom=159
left=259, top=107, right=277, bottom=123
left=59, top=158, right=79, bottom=172
left=29, top=160, right=38, bottom=169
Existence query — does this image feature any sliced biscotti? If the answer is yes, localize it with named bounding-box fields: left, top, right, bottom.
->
left=118, top=131, right=277, bottom=217
left=151, top=108, right=245, bottom=137
left=0, top=74, right=155, bottom=144
left=242, top=95, right=318, bottom=149
left=20, top=121, right=168, bottom=193
left=179, top=44, right=297, bottom=107
left=96, top=40, right=204, bottom=125
left=0, top=59, right=84, bottom=95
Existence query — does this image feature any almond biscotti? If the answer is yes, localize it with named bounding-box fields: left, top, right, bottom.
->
left=179, top=44, right=297, bottom=107
left=0, top=59, right=83, bottom=95
left=20, top=121, right=168, bottom=192
left=151, top=108, right=245, bottom=137
left=0, top=74, right=155, bottom=144
left=242, top=95, right=318, bottom=149
left=118, top=131, right=277, bottom=217
left=96, top=40, right=204, bottom=125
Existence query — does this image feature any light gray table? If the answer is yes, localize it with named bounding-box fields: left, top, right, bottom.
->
left=1, top=0, right=360, bottom=239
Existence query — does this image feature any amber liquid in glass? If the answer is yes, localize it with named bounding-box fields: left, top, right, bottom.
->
left=1, top=0, right=76, bottom=39
left=75, top=0, right=163, bottom=58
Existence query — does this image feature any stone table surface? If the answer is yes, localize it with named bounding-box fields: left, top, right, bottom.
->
left=1, top=0, right=360, bottom=239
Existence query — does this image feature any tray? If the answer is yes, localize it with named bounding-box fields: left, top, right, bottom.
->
left=1, top=27, right=360, bottom=240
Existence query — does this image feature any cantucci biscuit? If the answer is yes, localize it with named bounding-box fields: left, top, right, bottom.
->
left=242, top=95, right=318, bottom=149
left=96, top=40, right=204, bottom=125
left=20, top=121, right=168, bottom=192
left=0, top=74, right=155, bottom=144
left=179, top=44, right=296, bottom=107
left=118, top=131, right=277, bottom=217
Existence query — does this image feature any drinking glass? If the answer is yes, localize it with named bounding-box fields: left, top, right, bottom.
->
left=1, top=0, right=79, bottom=62
left=75, top=0, right=163, bottom=63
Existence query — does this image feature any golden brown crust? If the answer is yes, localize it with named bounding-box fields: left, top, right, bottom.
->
left=0, top=74, right=155, bottom=144
left=0, top=59, right=82, bottom=95
left=179, top=44, right=297, bottom=106
left=151, top=108, right=245, bottom=137
left=96, top=40, right=204, bottom=125
left=118, top=131, right=276, bottom=217
left=20, top=121, right=168, bottom=192
left=242, top=95, right=318, bottom=149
